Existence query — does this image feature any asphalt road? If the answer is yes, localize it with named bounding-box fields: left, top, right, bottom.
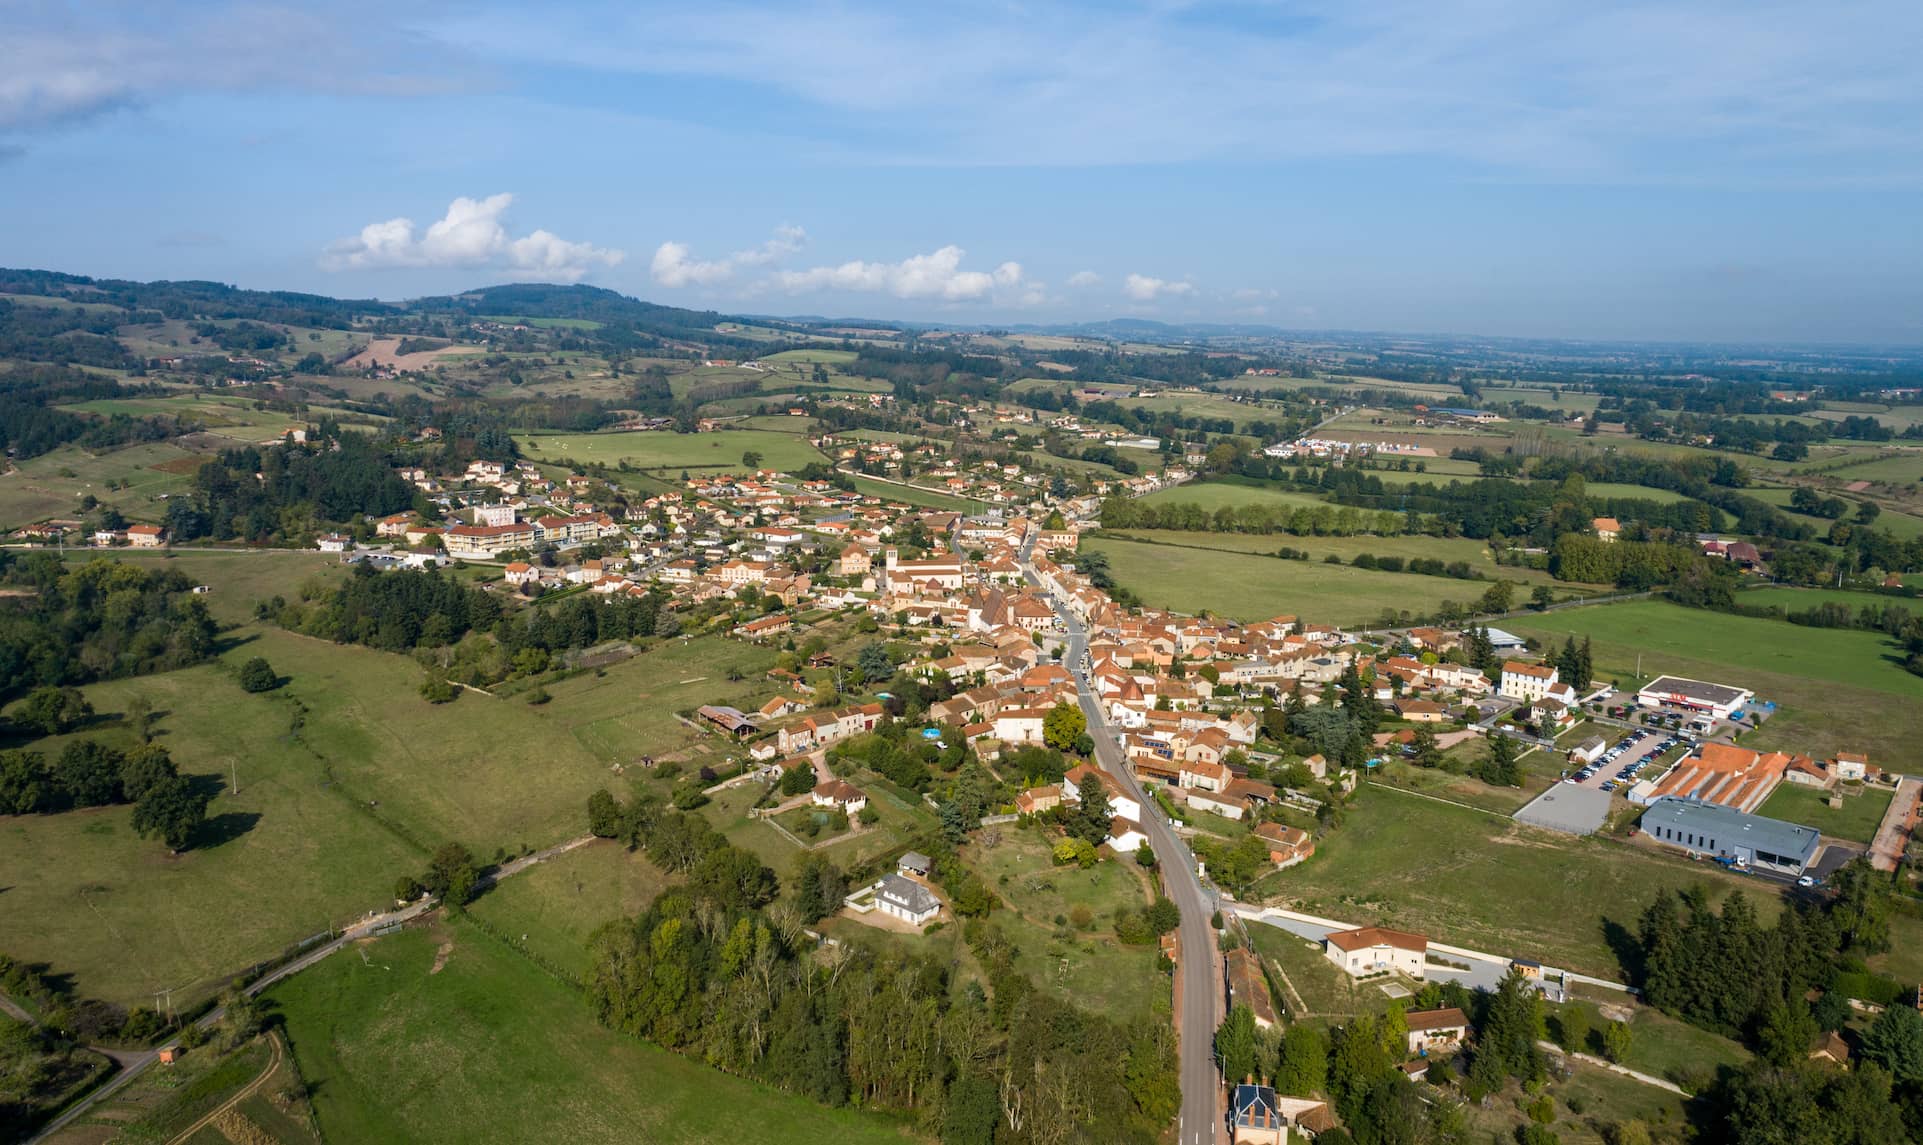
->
left=1022, top=538, right=1224, bottom=1145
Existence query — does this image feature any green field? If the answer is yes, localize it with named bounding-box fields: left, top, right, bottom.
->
left=848, top=475, right=982, bottom=511
left=1138, top=481, right=1333, bottom=514
left=961, top=829, right=1166, bottom=1021
left=63, top=394, right=328, bottom=442
left=0, top=646, right=422, bottom=1009
left=468, top=842, right=675, bottom=981
left=1755, top=782, right=1894, bottom=845
left=758, top=348, right=858, bottom=364
left=268, top=920, right=915, bottom=1145
left=1506, top=599, right=1923, bottom=763
left=1262, top=785, right=1780, bottom=979
left=1103, top=528, right=1588, bottom=592
left=0, top=586, right=781, bottom=1008
left=515, top=428, right=825, bottom=473
left=1087, top=534, right=1531, bottom=626
left=0, top=441, right=206, bottom=528
left=1582, top=482, right=1691, bottom=504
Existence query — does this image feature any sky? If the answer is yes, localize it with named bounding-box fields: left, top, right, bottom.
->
left=2, top=0, right=1920, bottom=344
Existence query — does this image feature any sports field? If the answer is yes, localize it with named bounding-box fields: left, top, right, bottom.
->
left=1085, top=534, right=1539, bottom=626
left=269, top=921, right=915, bottom=1145
left=514, top=428, right=824, bottom=472
left=1507, top=599, right=1923, bottom=763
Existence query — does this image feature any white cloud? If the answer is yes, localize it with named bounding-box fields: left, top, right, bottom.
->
left=774, top=245, right=1031, bottom=303
left=322, top=193, right=623, bottom=281
left=651, top=224, right=808, bottom=287
left=1123, top=274, right=1196, bottom=303
left=1066, top=270, right=1103, bottom=288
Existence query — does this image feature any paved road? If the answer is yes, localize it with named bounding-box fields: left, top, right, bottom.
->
left=1021, top=535, right=1223, bottom=1145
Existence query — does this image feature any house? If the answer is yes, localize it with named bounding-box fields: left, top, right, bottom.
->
left=1639, top=796, right=1820, bottom=876
left=874, top=873, right=939, bottom=926
left=1394, top=698, right=1447, bottom=723
left=1230, top=1083, right=1286, bottom=1145
left=812, top=779, right=869, bottom=815
left=1016, top=785, right=1063, bottom=816
left=126, top=524, right=165, bottom=547
left=1809, top=1030, right=1851, bottom=1068
left=1225, top=947, right=1278, bottom=1028
left=1107, top=817, right=1149, bottom=855
left=1404, top=1007, right=1469, bottom=1055
left=1645, top=742, right=1788, bottom=813
left=1569, top=736, right=1607, bottom=766
left=838, top=544, right=872, bottom=576
left=1593, top=516, right=1621, bottom=542
left=897, top=851, right=933, bottom=877
left=1499, top=660, right=1558, bottom=703
left=1833, top=751, right=1869, bottom=782
left=317, top=532, right=353, bottom=553
left=737, top=614, right=793, bottom=641
left=1323, top=926, right=1428, bottom=979
left=503, top=561, right=540, bottom=587
left=1254, top=822, right=1314, bottom=868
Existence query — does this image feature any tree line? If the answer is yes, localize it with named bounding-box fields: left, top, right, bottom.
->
left=580, top=788, right=1179, bottom=1144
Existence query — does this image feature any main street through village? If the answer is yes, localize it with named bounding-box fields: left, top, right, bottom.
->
left=1020, top=531, right=1226, bottom=1145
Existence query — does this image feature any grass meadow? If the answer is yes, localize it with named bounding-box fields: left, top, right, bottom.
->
left=514, top=428, right=825, bottom=473
left=267, top=921, right=916, bottom=1145
left=0, top=441, right=205, bottom=528
left=1086, top=534, right=1544, bottom=626
left=1261, top=785, right=1782, bottom=979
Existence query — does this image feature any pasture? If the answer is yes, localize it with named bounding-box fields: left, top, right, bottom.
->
left=468, top=842, right=676, bottom=981
left=0, top=441, right=205, bottom=528
left=268, top=921, right=915, bottom=1145
left=514, top=429, right=825, bottom=473
left=1137, top=481, right=1332, bottom=514
left=1084, top=534, right=1513, bottom=626
left=62, top=393, right=326, bottom=442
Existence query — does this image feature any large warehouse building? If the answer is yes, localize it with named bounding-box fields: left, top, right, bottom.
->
left=1636, top=675, right=1754, bottom=720
left=1639, top=796, right=1820, bottom=876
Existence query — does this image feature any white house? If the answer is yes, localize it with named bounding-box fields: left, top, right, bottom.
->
left=1323, top=926, right=1428, bottom=979
left=811, top=779, right=868, bottom=815
left=1498, top=660, right=1558, bottom=703
left=1107, top=818, right=1149, bottom=855
left=875, top=873, right=940, bottom=926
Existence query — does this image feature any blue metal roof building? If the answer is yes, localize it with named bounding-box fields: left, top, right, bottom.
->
left=1640, top=796, right=1820, bottom=875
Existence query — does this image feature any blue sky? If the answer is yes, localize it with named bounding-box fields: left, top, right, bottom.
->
left=2, top=0, right=1919, bottom=343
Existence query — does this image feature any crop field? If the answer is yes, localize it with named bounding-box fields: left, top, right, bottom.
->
left=1263, top=785, right=1780, bottom=978
left=1582, top=482, right=1692, bottom=504
left=848, top=475, right=982, bottom=511
left=514, top=428, right=825, bottom=473
left=0, top=440, right=206, bottom=528
left=1506, top=599, right=1923, bottom=763
left=269, top=921, right=915, bottom=1145
left=1085, top=534, right=1511, bottom=626
left=1755, top=782, right=1894, bottom=845
left=1137, top=481, right=1332, bottom=514
left=1796, top=450, right=1923, bottom=485
left=1097, top=529, right=1593, bottom=593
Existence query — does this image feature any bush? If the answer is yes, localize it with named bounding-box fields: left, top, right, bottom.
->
left=526, top=686, right=551, bottom=705
left=1069, top=905, right=1094, bottom=930
left=420, top=677, right=458, bottom=704
left=237, top=657, right=280, bottom=693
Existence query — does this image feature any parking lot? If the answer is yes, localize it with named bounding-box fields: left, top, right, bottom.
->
left=1565, top=729, right=1690, bottom=795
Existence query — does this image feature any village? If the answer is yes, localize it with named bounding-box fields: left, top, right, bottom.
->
left=99, top=439, right=1898, bottom=1143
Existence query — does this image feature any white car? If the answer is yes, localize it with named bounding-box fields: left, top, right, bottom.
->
left=1796, top=876, right=1816, bottom=888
